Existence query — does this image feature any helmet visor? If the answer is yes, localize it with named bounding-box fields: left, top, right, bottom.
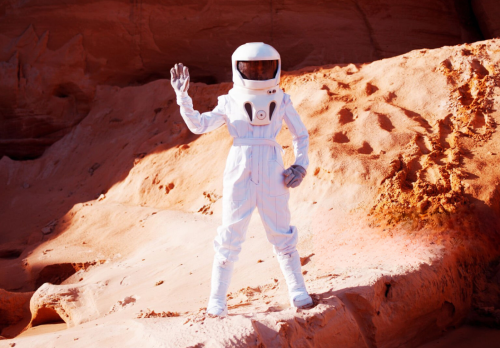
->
left=237, top=60, right=279, bottom=80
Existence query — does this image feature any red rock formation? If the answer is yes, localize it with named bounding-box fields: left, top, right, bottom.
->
left=0, top=0, right=486, bottom=85
left=472, top=0, right=500, bottom=39
left=0, top=289, right=33, bottom=338
left=0, top=38, right=499, bottom=345
left=0, top=0, right=491, bottom=159
left=0, top=26, right=94, bottom=159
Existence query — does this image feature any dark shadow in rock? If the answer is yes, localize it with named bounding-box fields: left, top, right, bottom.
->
left=357, top=141, right=374, bottom=155
left=459, top=147, right=475, bottom=160
left=436, top=115, right=453, bottom=149
left=252, top=320, right=282, bottom=346
left=338, top=108, right=354, bottom=124
left=415, top=135, right=431, bottom=154
left=332, top=132, right=350, bottom=143
left=470, top=111, right=486, bottom=129
left=402, top=108, right=432, bottom=129
left=0, top=249, right=23, bottom=259
left=375, top=113, right=395, bottom=132
left=35, top=263, right=78, bottom=289
left=471, top=59, right=489, bottom=78
left=384, top=91, right=397, bottom=103
left=34, top=260, right=106, bottom=290
left=0, top=289, right=33, bottom=338
left=393, top=105, right=432, bottom=130
left=30, top=307, right=65, bottom=327
left=341, top=291, right=377, bottom=348
left=321, top=84, right=336, bottom=97
left=365, top=82, right=379, bottom=96
left=461, top=171, right=480, bottom=180
left=405, top=158, right=423, bottom=184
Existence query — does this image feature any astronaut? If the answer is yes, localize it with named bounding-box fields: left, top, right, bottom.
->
left=171, top=42, right=312, bottom=316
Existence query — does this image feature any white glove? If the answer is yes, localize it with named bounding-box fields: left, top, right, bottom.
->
left=170, top=63, right=190, bottom=94
left=283, top=165, right=306, bottom=188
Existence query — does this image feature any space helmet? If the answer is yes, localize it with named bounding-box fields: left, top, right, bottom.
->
left=231, top=42, right=281, bottom=90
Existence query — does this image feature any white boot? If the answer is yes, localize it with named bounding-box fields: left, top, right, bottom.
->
left=277, top=250, right=313, bottom=308
left=206, top=257, right=234, bottom=316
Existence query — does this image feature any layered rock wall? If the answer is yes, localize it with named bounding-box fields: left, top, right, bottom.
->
left=0, top=0, right=495, bottom=159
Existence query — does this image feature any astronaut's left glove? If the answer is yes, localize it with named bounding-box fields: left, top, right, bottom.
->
left=283, top=165, right=307, bottom=188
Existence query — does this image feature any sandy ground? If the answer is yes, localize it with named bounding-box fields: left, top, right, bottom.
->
left=1, top=209, right=445, bottom=347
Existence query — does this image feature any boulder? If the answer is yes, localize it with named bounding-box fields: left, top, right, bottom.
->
left=29, top=283, right=101, bottom=328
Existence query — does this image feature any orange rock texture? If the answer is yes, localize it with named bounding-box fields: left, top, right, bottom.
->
left=0, top=0, right=496, bottom=159
left=0, top=36, right=499, bottom=346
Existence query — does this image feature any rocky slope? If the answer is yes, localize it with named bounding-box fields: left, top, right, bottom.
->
left=0, top=39, right=500, bottom=347
left=1, top=0, right=497, bottom=159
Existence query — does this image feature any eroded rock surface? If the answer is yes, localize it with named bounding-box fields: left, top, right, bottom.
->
left=29, top=283, right=102, bottom=328
left=0, top=0, right=494, bottom=159
left=0, top=38, right=499, bottom=346
left=0, top=289, right=33, bottom=334
left=0, top=26, right=94, bottom=159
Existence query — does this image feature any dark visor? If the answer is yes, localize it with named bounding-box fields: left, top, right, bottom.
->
left=237, top=60, right=279, bottom=80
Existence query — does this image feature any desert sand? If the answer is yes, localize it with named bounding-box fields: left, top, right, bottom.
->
left=1, top=37, right=500, bottom=347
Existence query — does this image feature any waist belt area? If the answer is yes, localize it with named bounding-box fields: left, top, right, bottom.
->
left=232, top=138, right=284, bottom=185
left=232, top=138, right=283, bottom=153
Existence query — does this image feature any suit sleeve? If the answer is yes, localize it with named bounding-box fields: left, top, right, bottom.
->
left=283, top=94, right=310, bottom=170
left=175, top=91, right=226, bottom=134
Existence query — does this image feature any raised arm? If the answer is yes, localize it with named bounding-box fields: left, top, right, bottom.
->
left=171, top=63, right=226, bottom=134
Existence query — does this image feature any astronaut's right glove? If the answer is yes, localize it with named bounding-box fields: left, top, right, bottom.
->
left=283, top=165, right=307, bottom=188
left=170, top=63, right=190, bottom=94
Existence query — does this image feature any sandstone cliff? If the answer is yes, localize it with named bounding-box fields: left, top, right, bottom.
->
left=0, top=39, right=499, bottom=346
left=0, top=0, right=496, bottom=159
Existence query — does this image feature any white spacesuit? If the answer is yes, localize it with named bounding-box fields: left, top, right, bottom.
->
left=171, top=42, right=313, bottom=316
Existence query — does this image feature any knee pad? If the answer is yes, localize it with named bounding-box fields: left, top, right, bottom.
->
left=273, top=225, right=299, bottom=256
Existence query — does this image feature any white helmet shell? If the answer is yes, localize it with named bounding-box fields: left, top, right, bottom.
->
left=231, top=42, right=281, bottom=90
